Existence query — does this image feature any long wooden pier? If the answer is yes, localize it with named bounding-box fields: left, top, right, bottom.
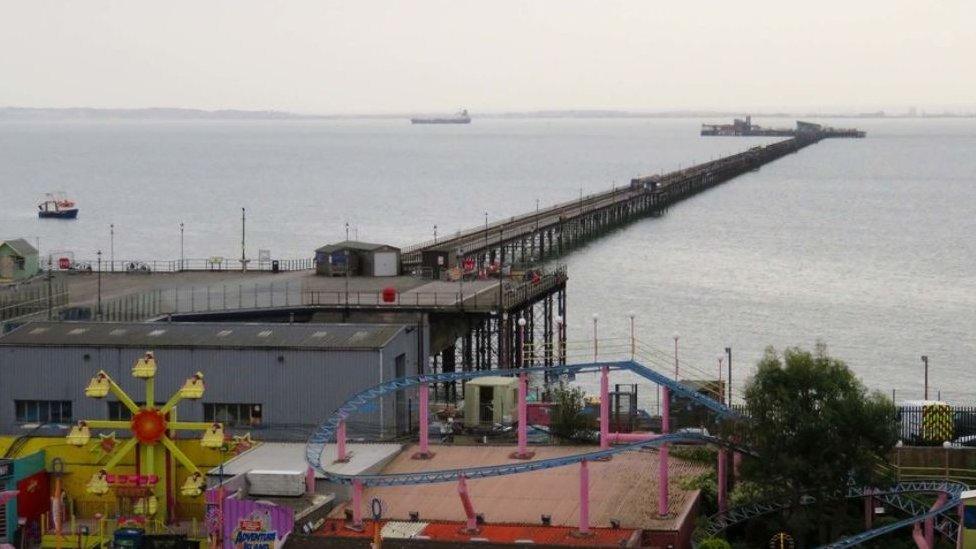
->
left=403, top=132, right=843, bottom=271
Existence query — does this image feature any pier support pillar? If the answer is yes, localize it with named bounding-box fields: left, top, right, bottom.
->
left=457, top=475, right=479, bottom=534
left=335, top=419, right=349, bottom=463
left=511, top=372, right=534, bottom=459
left=717, top=449, right=728, bottom=513
left=412, top=382, right=434, bottom=459
left=578, top=459, right=591, bottom=537
left=348, top=478, right=364, bottom=531
left=659, top=386, right=671, bottom=517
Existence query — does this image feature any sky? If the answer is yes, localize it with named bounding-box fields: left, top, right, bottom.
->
left=1, top=1, right=973, bottom=114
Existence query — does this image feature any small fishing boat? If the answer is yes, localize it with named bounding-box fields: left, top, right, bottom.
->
left=38, top=193, right=78, bottom=219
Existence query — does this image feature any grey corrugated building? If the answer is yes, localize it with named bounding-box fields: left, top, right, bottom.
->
left=314, top=241, right=400, bottom=277
left=0, top=321, right=423, bottom=440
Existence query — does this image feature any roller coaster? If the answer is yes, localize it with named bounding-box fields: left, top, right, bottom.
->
left=305, top=359, right=967, bottom=547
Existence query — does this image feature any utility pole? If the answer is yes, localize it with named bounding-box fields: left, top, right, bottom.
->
left=922, top=355, right=929, bottom=400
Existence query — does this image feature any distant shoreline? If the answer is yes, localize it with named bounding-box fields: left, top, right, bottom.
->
left=2, top=106, right=974, bottom=121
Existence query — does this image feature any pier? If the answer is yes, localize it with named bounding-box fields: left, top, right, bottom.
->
left=403, top=130, right=847, bottom=272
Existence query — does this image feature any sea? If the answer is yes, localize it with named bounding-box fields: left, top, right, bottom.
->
left=1, top=117, right=974, bottom=406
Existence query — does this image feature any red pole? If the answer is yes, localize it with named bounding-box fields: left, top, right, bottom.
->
left=351, top=479, right=364, bottom=530
left=457, top=475, right=478, bottom=533
left=413, top=383, right=434, bottom=459
left=337, top=419, right=348, bottom=462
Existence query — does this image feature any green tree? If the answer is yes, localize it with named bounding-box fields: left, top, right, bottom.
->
left=548, top=382, right=595, bottom=443
left=738, top=345, right=898, bottom=546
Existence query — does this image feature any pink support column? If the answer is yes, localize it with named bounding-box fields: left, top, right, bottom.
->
left=349, top=479, right=364, bottom=531
left=578, top=460, right=591, bottom=536
left=457, top=475, right=479, bottom=534
left=412, top=382, right=434, bottom=459
left=912, top=522, right=928, bottom=549
left=600, top=366, right=610, bottom=451
left=925, top=492, right=947, bottom=548
left=335, top=419, right=349, bottom=463
left=659, top=386, right=671, bottom=517
left=510, top=373, right=534, bottom=459
left=717, top=449, right=727, bottom=513
left=305, top=467, right=315, bottom=495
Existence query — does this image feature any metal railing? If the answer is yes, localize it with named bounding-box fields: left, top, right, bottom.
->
left=50, top=257, right=314, bottom=273
left=0, top=279, right=69, bottom=321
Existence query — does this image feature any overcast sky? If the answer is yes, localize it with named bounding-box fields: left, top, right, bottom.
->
left=1, top=1, right=973, bottom=114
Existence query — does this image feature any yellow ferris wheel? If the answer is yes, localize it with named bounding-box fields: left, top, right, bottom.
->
left=66, top=351, right=227, bottom=524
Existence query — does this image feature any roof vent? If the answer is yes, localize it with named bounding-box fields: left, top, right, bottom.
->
left=216, top=330, right=233, bottom=337
left=349, top=330, right=369, bottom=341
left=109, top=329, right=127, bottom=336
left=311, top=331, right=328, bottom=338
left=147, top=329, right=166, bottom=337
left=257, top=330, right=273, bottom=338
left=68, top=328, right=88, bottom=335
left=29, top=327, right=49, bottom=334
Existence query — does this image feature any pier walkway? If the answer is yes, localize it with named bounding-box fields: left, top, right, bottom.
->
left=402, top=131, right=849, bottom=271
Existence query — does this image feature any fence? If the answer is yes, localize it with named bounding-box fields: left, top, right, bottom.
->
left=50, top=256, right=314, bottom=274
left=98, top=280, right=306, bottom=321
left=0, top=279, right=69, bottom=321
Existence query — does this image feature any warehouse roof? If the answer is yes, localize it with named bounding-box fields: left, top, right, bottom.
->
left=314, top=240, right=400, bottom=253
left=0, top=321, right=406, bottom=350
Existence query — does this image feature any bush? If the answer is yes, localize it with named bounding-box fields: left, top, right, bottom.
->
left=697, top=537, right=732, bottom=549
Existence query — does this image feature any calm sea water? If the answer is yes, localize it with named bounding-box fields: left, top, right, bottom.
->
left=1, top=117, right=974, bottom=404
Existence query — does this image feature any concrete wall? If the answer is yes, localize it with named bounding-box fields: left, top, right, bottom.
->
left=0, top=329, right=422, bottom=440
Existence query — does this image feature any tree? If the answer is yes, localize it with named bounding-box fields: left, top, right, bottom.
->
left=738, top=345, right=898, bottom=545
left=548, top=382, right=595, bottom=443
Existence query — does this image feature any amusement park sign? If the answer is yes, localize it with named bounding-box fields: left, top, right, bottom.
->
left=232, top=512, right=278, bottom=549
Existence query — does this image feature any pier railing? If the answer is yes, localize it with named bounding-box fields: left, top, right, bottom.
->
left=48, top=256, right=314, bottom=273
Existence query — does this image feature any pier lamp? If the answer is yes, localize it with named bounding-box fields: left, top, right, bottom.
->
left=716, top=355, right=725, bottom=404
left=592, top=313, right=599, bottom=361
left=96, top=250, right=103, bottom=319
left=672, top=333, right=680, bottom=379
left=518, top=317, right=527, bottom=367
left=922, top=355, right=930, bottom=400
left=109, top=224, right=114, bottom=272
left=179, top=222, right=184, bottom=271
left=628, top=312, right=636, bottom=360
left=725, top=347, right=732, bottom=405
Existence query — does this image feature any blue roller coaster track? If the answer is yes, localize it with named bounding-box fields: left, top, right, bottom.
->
left=304, top=359, right=968, bottom=546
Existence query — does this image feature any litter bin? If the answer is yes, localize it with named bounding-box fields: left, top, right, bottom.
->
left=271, top=260, right=280, bottom=273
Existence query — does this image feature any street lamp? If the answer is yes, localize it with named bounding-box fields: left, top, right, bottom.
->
left=628, top=312, right=636, bottom=360
left=456, top=247, right=464, bottom=302
left=921, top=355, right=929, bottom=400
left=179, top=222, right=185, bottom=271
left=433, top=225, right=438, bottom=244
left=592, top=313, right=599, bottom=361
left=96, top=250, right=103, bottom=319
left=241, top=207, right=247, bottom=272
left=725, top=346, right=732, bottom=405
left=518, top=316, right=527, bottom=367
left=109, top=224, right=114, bottom=272
left=716, top=355, right=725, bottom=404
left=673, top=333, right=680, bottom=379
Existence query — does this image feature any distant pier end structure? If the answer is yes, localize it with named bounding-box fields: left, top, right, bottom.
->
left=701, top=116, right=866, bottom=138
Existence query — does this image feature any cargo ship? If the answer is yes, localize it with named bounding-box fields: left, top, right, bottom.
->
left=411, top=109, right=471, bottom=124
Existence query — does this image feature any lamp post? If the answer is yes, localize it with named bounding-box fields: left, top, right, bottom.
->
left=725, top=346, right=732, bottom=405
left=484, top=211, right=489, bottom=266
left=592, top=313, right=599, bottom=361
left=628, top=312, right=636, bottom=360
left=456, top=247, right=464, bottom=303
left=96, top=250, right=102, bottom=320
left=923, top=355, right=930, bottom=400
left=433, top=225, right=437, bottom=244
left=345, top=221, right=350, bottom=241
left=109, top=224, right=114, bottom=272
left=179, top=222, right=185, bottom=271
left=716, top=355, right=725, bottom=404
left=240, top=207, right=246, bottom=272
left=673, top=333, right=680, bottom=379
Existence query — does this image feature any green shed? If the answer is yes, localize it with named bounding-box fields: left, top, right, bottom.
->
left=0, top=239, right=39, bottom=281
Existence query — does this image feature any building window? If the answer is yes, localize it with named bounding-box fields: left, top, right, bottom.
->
left=14, top=256, right=25, bottom=270
left=107, top=401, right=145, bottom=421
left=204, top=403, right=262, bottom=427
left=15, top=400, right=72, bottom=423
